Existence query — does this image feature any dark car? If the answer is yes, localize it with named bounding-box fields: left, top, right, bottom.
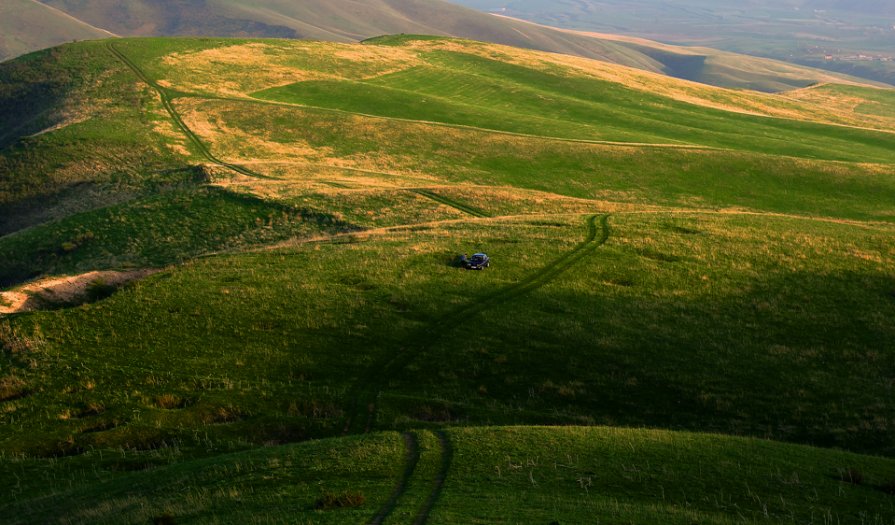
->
left=464, top=253, right=490, bottom=270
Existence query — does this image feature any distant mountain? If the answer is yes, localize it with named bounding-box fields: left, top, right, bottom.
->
left=2, top=0, right=661, bottom=67
left=452, top=0, right=895, bottom=86
left=0, top=0, right=114, bottom=61
left=32, top=0, right=653, bottom=54
left=36, top=0, right=300, bottom=39
left=805, top=0, right=895, bottom=15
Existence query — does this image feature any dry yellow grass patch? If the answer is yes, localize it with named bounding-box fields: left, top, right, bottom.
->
left=159, top=42, right=421, bottom=97
left=434, top=185, right=650, bottom=215
left=328, top=44, right=421, bottom=70
left=162, top=43, right=320, bottom=97
left=848, top=249, right=887, bottom=264
left=315, top=162, right=440, bottom=186
left=786, top=84, right=895, bottom=131
left=211, top=163, right=440, bottom=202
left=145, top=87, right=192, bottom=157
left=177, top=99, right=331, bottom=162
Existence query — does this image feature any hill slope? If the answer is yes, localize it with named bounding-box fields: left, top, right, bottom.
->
left=0, top=37, right=893, bottom=522
left=3, top=427, right=895, bottom=523
left=0, top=0, right=872, bottom=92
left=0, top=0, right=114, bottom=61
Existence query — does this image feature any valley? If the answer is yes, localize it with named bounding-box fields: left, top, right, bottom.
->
left=0, top=34, right=894, bottom=523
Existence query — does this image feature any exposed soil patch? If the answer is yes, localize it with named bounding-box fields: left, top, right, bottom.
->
left=0, top=270, right=159, bottom=314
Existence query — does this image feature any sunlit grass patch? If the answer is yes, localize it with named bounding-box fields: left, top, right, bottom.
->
left=183, top=99, right=895, bottom=223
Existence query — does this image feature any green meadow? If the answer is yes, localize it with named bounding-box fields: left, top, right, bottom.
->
left=254, top=48, right=895, bottom=162
left=3, top=427, right=895, bottom=524
left=1, top=36, right=894, bottom=523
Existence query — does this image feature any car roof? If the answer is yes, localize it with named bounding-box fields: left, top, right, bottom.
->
left=472, top=253, right=487, bottom=257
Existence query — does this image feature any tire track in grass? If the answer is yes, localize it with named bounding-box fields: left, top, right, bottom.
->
left=412, top=431, right=453, bottom=525
left=106, top=43, right=275, bottom=180
left=411, top=189, right=490, bottom=218
left=368, top=432, right=420, bottom=525
left=343, top=214, right=610, bottom=435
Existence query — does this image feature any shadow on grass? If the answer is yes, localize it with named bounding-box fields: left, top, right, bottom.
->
left=386, top=268, right=895, bottom=455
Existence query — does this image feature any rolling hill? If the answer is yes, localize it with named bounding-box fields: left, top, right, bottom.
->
left=453, top=0, right=895, bottom=86
left=0, top=0, right=114, bottom=61
left=4, top=427, right=895, bottom=523
left=3, top=0, right=670, bottom=69
left=0, top=0, right=878, bottom=93
left=1, top=36, right=894, bottom=522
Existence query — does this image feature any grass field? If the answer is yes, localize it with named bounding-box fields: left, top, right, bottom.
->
left=2, top=427, right=894, bottom=523
left=1, top=35, right=894, bottom=523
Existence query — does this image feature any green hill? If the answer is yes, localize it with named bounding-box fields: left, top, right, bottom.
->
left=3, top=427, right=894, bottom=524
left=0, top=0, right=875, bottom=93
left=1, top=37, right=894, bottom=523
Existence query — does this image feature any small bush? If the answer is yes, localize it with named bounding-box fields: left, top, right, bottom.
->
left=154, top=394, right=187, bottom=410
left=314, top=491, right=365, bottom=510
left=152, top=514, right=177, bottom=525
left=839, top=467, right=864, bottom=485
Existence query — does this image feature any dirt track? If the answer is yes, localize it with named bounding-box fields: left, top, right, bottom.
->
left=0, top=270, right=157, bottom=315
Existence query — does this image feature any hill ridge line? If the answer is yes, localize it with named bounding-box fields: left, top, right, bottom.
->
left=29, top=0, right=118, bottom=37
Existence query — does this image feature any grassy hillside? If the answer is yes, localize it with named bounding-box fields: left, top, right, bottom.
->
left=11, top=0, right=874, bottom=92
left=790, top=83, right=895, bottom=121
left=3, top=427, right=895, bottom=524
left=0, top=0, right=112, bottom=63
left=1, top=37, right=894, bottom=522
left=0, top=41, right=189, bottom=239
left=252, top=42, right=893, bottom=161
